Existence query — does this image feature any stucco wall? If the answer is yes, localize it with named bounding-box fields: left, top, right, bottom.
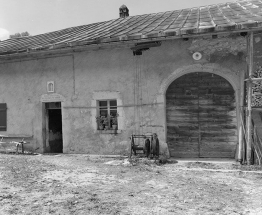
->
left=0, top=36, right=247, bottom=155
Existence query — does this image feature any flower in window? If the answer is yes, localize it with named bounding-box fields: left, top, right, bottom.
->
left=96, top=116, right=105, bottom=129
left=110, top=113, right=119, bottom=126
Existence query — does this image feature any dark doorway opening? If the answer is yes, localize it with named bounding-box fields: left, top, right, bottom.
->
left=46, top=102, right=63, bottom=153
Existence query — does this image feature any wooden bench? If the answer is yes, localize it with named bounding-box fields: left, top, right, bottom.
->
left=0, top=135, right=30, bottom=154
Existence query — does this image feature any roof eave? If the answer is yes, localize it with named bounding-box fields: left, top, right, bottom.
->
left=0, top=27, right=261, bottom=61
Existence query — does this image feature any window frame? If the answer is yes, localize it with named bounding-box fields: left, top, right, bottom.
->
left=91, top=91, right=123, bottom=133
left=97, top=99, right=118, bottom=129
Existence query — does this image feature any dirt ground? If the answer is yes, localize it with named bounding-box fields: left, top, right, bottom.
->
left=0, top=154, right=262, bottom=215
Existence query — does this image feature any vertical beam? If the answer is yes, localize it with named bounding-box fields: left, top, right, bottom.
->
left=42, top=102, right=47, bottom=153
left=238, top=125, right=243, bottom=161
left=238, top=66, right=246, bottom=162
left=246, top=32, right=254, bottom=165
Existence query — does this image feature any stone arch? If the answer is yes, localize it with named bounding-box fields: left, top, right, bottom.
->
left=157, top=64, right=240, bottom=157
left=159, top=64, right=239, bottom=96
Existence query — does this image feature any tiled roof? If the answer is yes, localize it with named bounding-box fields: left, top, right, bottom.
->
left=1, top=0, right=262, bottom=55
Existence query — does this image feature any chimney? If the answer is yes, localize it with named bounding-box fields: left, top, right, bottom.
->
left=119, top=5, right=129, bottom=18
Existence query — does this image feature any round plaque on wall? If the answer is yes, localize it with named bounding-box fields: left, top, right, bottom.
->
left=192, top=52, right=202, bottom=60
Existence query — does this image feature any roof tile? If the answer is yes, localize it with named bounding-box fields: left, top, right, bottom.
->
left=1, top=0, right=262, bottom=55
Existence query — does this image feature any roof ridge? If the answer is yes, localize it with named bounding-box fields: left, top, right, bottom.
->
left=3, top=0, right=247, bottom=39
left=1, top=0, right=262, bottom=56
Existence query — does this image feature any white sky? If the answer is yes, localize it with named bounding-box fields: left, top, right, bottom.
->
left=0, top=0, right=234, bottom=40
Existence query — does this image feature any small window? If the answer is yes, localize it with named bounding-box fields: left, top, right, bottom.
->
left=47, top=81, right=55, bottom=93
left=97, top=100, right=118, bottom=129
left=0, top=103, right=7, bottom=131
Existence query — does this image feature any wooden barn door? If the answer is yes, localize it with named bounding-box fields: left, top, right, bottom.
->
left=166, top=72, right=237, bottom=158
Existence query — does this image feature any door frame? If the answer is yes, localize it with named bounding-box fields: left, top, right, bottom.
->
left=42, top=102, right=63, bottom=153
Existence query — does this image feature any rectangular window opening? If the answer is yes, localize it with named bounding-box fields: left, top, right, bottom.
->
left=97, top=100, right=118, bottom=130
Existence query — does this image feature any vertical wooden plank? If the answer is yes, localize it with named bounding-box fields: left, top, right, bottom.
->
left=198, top=73, right=237, bottom=158
left=238, top=68, right=246, bottom=162
left=166, top=73, right=199, bottom=158
left=238, top=124, right=243, bottom=161
left=246, top=32, right=253, bottom=165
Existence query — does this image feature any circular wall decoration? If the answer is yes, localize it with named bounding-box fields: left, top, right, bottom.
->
left=192, top=52, right=202, bottom=60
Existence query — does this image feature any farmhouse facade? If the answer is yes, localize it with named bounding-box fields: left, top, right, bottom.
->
left=1, top=1, right=262, bottom=162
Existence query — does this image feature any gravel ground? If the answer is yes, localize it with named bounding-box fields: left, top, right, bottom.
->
left=0, top=153, right=262, bottom=215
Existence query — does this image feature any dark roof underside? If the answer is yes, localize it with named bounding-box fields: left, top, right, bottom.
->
left=1, top=0, right=262, bottom=55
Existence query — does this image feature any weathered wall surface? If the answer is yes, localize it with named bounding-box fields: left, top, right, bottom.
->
left=0, top=56, right=74, bottom=152
left=0, top=35, right=247, bottom=155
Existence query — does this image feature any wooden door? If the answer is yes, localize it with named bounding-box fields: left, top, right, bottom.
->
left=166, top=72, right=237, bottom=158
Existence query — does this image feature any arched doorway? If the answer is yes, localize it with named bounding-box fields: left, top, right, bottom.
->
left=166, top=72, right=237, bottom=158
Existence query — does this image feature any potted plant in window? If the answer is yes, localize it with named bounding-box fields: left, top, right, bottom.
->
left=96, top=116, right=104, bottom=130
left=103, top=117, right=109, bottom=130
left=110, top=113, right=119, bottom=130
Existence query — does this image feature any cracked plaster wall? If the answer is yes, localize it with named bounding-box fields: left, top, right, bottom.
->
left=188, top=36, right=247, bottom=57
left=188, top=35, right=247, bottom=62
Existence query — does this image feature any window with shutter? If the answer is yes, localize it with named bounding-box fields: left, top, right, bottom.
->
left=0, top=103, right=7, bottom=131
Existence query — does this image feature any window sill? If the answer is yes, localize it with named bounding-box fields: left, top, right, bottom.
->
left=96, top=130, right=122, bottom=134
